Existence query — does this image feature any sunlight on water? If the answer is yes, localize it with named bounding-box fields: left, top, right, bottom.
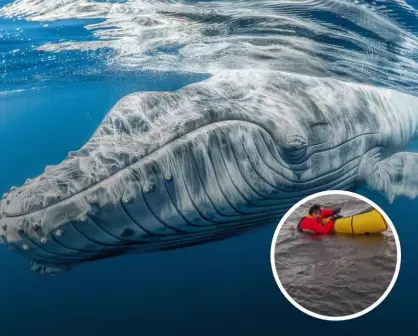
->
left=1, top=0, right=418, bottom=94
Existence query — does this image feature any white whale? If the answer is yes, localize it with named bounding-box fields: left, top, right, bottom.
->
left=1, top=70, right=417, bottom=274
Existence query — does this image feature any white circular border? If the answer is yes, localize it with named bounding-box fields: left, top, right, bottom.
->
left=270, top=190, right=402, bottom=321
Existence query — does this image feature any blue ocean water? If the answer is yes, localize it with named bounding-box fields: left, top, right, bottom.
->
left=1, top=0, right=418, bottom=334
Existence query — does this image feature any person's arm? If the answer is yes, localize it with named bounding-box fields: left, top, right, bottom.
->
left=299, top=217, right=335, bottom=234
left=321, top=208, right=335, bottom=218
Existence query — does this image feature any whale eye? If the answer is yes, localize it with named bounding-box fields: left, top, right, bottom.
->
left=287, top=137, right=306, bottom=148
left=283, top=135, right=307, bottom=163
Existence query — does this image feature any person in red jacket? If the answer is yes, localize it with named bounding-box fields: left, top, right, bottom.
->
left=297, top=204, right=342, bottom=234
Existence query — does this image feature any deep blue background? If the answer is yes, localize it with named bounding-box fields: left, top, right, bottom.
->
left=1, top=0, right=417, bottom=334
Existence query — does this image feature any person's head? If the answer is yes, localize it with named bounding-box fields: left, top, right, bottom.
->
left=308, top=204, right=321, bottom=218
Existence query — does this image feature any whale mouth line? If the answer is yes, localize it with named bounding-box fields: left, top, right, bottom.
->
left=1, top=119, right=280, bottom=219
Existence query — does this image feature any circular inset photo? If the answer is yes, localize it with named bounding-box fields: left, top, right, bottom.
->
left=270, top=190, right=401, bottom=321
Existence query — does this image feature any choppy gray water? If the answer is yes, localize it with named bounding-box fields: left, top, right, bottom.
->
left=274, top=195, right=397, bottom=317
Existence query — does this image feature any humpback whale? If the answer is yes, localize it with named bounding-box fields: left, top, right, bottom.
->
left=1, top=70, right=417, bottom=275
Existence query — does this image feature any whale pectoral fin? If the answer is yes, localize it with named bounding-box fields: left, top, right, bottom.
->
left=364, top=152, right=418, bottom=203
left=29, top=261, right=71, bottom=276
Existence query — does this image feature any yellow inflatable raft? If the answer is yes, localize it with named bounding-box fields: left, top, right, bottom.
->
left=324, top=209, right=388, bottom=235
